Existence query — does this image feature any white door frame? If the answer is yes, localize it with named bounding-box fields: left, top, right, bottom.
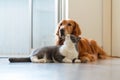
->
left=102, top=0, right=112, bottom=55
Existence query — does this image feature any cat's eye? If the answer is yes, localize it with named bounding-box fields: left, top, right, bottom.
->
left=67, top=23, right=72, bottom=26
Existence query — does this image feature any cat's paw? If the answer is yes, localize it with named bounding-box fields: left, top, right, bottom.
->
left=39, top=59, right=47, bottom=63
left=74, top=59, right=81, bottom=63
left=63, top=58, right=72, bottom=63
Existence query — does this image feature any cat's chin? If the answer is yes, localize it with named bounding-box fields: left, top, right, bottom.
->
left=61, top=36, right=65, bottom=39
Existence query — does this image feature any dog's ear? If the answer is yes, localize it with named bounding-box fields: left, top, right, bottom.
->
left=55, top=24, right=60, bottom=36
left=72, top=21, right=82, bottom=36
left=55, top=24, right=61, bottom=45
left=55, top=26, right=60, bottom=36
left=56, top=20, right=63, bottom=36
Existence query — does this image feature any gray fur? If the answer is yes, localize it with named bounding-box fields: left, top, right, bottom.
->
left=31, top=46, right=65, bottom=63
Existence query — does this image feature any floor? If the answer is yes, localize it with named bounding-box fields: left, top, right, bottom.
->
left=0, top=58, right=120, bottom=80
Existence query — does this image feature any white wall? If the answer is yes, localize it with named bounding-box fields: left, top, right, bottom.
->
left=67, top=0, right=103, bottom=46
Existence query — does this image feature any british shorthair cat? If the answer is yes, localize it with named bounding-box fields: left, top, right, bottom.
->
left=9, top=34, right=81, bottom=63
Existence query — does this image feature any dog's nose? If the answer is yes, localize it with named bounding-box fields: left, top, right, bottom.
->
left=60, top=28, right=64, bottom=35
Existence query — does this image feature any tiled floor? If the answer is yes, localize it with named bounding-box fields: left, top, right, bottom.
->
left=0, top=58, right=120, bottom=80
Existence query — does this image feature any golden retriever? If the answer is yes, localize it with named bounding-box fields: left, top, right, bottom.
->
left=55, top=19, right=108, bottom=63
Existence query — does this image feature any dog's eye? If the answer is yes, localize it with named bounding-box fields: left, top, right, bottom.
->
left=60, top=23, right=62, bottom=26
left=67, top=23, right=72, bottom=26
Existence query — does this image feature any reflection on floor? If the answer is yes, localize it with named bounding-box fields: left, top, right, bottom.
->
left=0, top=58, right=120, bottom=80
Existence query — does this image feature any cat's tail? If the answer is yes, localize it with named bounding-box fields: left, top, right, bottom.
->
left=9, top=57, right=31, bottom=62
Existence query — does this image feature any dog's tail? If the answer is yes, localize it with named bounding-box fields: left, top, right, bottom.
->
left=9, top=57, right=31, bottom=62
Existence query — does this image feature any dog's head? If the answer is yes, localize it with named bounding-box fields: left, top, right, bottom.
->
left=56, top=19, right=81, bottom=39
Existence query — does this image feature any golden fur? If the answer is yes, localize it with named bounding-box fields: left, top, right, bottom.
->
left=55, top=19, right=108, bottom=63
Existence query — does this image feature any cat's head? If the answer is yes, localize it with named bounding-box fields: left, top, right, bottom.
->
left=64, top=34, right=80, bottom=45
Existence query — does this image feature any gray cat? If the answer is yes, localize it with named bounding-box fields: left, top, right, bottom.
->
left=9, top=34, right=81, bottom=63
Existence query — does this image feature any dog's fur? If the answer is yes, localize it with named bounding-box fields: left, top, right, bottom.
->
left=56, top=19, right=108, bottom=63
left=9, top=34, right=81, bottom=63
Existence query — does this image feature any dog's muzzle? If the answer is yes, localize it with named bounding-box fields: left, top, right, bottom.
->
left=60, top=28, right=65, bottom=39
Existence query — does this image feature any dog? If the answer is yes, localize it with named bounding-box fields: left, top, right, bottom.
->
left=55, top=19, right=108, bottom=63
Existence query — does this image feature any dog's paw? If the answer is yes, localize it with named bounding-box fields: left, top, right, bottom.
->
left=80, top=57, right=90, bottom=63
left=90, top=55, right=97, bottom=62
left=98, top=54, right=107, bottom=59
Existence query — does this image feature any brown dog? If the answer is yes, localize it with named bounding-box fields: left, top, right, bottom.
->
left=55, top=19, right=108, bottom=63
